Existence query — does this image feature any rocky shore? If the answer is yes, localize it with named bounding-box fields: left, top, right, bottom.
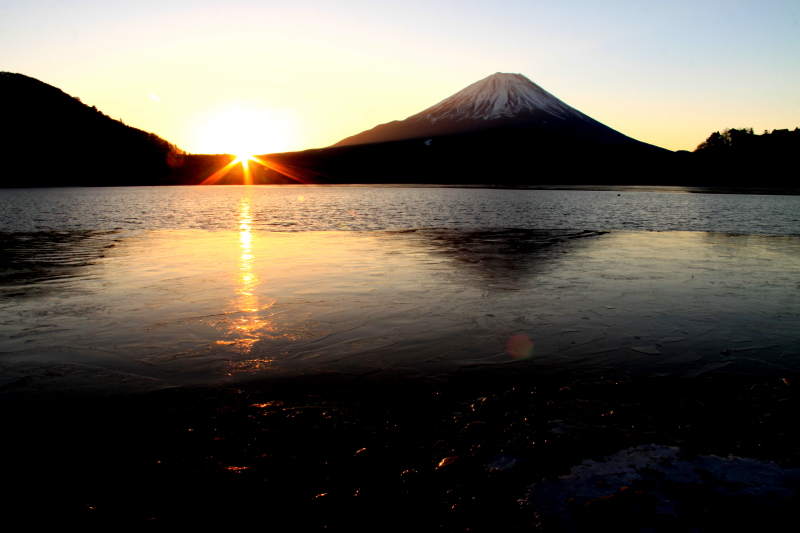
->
left=3, top=369, right=798, bottom=531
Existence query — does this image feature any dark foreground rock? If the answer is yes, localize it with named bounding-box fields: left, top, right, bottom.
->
left=1, top=371, right=798, bottom=531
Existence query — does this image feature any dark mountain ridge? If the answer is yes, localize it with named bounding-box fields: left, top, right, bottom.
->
left=2, top=71, right=795, bottom=188
left=0, top=72, right=181, bottom=187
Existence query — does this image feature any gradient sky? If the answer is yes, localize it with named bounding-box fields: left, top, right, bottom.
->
left=3, top=0, right=799, bottom=154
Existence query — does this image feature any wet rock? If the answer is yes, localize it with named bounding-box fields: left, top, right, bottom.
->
left=437, top=456, right=458, bottom=469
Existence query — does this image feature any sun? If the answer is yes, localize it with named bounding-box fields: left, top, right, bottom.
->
left=200, top=152, right=317, bottom=186
left=194, top=106, right=315, bottom=185
left=232, top=153, right=255, bottom=164
left=193, top=104, right=295, bottom=156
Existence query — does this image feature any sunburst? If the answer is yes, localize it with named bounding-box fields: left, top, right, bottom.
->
left=200, top=153, right=321, bottom=185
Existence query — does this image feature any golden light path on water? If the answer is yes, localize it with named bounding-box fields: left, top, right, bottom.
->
left=216, top=195, right=285, bottom=371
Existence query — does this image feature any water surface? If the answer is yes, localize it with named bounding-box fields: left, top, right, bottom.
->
left=2, top=185, right=798, bottom=234
left=1, top=187, right=798, bottom=397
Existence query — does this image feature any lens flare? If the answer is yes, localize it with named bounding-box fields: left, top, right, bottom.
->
left=507, top=333, right=534, bottom=359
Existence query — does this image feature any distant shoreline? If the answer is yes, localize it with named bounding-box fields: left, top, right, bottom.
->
left=3, top=183, right=800, bottom=195
left=485, top=184, right=800, bottom=195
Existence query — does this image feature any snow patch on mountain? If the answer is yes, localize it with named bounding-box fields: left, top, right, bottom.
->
left=413, top=72, right=587, bottom=124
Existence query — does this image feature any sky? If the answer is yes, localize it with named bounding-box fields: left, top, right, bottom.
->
left=2, top=0, right=799, bottom=154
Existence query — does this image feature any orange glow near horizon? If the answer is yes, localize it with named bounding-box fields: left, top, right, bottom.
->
left=200, top=154, right=323, bottom=185
left=200, top=158, right=240, bottom=185
left=239, top=156, right=253, bottom=186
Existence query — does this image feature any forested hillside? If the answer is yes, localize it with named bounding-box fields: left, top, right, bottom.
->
left=0, top=72, right=181, bottom=187
left=690, top=127, right=799, bottom=186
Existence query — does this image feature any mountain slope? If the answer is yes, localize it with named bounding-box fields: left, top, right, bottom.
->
left=254, top=72, right=675, bottom=186
left=333, top=73, right=654, bottom=149
left=0, top=72, right=181, bottom=187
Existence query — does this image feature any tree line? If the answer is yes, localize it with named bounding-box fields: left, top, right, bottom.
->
left=694, top=127, right=799, bottom=157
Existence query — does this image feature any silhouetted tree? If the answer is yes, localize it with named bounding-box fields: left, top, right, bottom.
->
left=692, top=126, right=800, bottom=186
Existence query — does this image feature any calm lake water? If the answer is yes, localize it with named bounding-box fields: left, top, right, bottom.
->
left=1, top=185, right=799, bottom=234
left=1, top=186, right=799, bottom=397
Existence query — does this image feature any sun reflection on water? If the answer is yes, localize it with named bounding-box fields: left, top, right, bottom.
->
left=216, top=197, right=276, bottom=358
left=238, top=199, right=258, bottom=313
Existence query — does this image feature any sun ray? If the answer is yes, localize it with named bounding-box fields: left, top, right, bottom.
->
left=199, top=158, right=240, bottom=185
left=241, top=156, right=252, bottom=186
left=200, top=153, right=328, bottom=185
left=247, top=155, right=325, bottom=184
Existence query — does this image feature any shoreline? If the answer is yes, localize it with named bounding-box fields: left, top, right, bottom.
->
left=3, top=369, right=798, bottom=529
left=3, top=183, right=800, bottom=196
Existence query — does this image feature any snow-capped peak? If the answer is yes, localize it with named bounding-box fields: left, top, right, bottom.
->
left=413, top=72, right=586, bottom=124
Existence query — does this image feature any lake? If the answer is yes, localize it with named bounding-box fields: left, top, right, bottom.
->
left=1, top=185, right=799, bottom=397
left=2, top=185, right=799, bottom=234
left=3, top=185, right=800, bottom=529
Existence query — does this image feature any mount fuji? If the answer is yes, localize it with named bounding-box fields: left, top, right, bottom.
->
left=265, top=72, right=673, bottom=185
left=333, top=72, right=654, bottom=149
